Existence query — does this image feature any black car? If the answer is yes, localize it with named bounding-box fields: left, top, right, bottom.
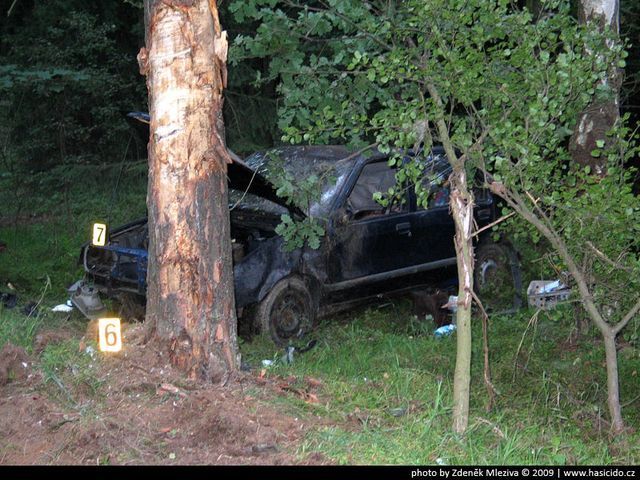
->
left=77, top=145, right=521, bottom=345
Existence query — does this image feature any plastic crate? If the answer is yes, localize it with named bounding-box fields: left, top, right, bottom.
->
left=527, top=280, right=571, bottom=310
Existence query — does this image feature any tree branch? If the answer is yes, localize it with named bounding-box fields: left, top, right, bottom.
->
left=472, top=211, right=516, bottom=238
left=614, top=297, right=640, bottom=335
left=585, top=241, right=633, bottom=273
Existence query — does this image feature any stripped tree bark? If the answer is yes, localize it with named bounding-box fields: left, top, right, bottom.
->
left=570, top=0, right=621, bottom=175
left=426, top=82, right=476, bottom=434
left=139, top=0, right=238, bottom=383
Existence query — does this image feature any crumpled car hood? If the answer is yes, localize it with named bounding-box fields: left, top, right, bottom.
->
left=227, top=159, right=304, bottom=218
left=126, top=112, right=304, bottom=218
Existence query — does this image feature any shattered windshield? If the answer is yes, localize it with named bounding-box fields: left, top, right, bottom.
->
left=228, top=190, right=287, bottom=216
left=244, top=146, right=356, bottom=216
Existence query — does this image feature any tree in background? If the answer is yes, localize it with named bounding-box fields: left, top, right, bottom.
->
left=230, top=0, right=635, bottom=433
left=140, top=0, right=238, bottom=382
left=569, top=0, right=621, bottom=174
left=0, top=0, right=146, bottom=170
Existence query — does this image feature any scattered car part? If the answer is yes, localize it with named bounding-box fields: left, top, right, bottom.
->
left=51, top=303, right=74, bottom=313
left=434, top=324, right=456, bottom=338
left=68, top=280, right=108, bottom=320
left=527, top=280, right=571, bottom=310
left=22, top=302, right=38, bottom=318
left=1, top=292, right=17, bottom=309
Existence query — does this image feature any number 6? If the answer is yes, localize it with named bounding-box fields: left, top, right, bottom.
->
left=98, top=318, right=122, bottom=353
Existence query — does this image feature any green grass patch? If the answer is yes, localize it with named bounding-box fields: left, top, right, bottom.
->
left=40, top=338, right=104, bottom=405
left=2, top=160, right=639, bottom=465
left=241, top=304, right=640, bottom=465
left=0, top=306, right=44, bottom=352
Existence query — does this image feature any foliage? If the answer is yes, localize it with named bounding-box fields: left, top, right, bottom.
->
left=496, top=119, right=640, bottom=341
left=0, top=2, right=146, bottom=171
left=621, top=0, right=640, bottom=117
left=261, top=153, right=329, bottom=250
left=228, top=0, right=619, bottom=222
left=230, top=0, right=639, bottom=430
left=0, top=307, right=44, bottom=353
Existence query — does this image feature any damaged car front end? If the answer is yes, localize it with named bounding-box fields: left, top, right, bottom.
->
left=76, top=154, right=308, bottom=327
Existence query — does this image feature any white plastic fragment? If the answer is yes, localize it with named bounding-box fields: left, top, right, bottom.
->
left=52, top=303, right=74, bottom=313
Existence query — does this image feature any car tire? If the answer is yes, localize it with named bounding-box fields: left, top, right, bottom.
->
left=474, top=241, right=523, bottom=313
left=257, top=276, right=315, bottom=346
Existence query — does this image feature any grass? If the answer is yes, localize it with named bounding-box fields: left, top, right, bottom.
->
left=241, top=303, right=640, bottom=465
left=0, top=164, right=137, bottom=410
left=40, top=338, right=104, bottom=404
left=0, top=307, right=44, bottom=353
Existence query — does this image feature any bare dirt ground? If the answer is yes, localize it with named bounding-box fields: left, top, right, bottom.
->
left=0, top=324, right=333, bottom=465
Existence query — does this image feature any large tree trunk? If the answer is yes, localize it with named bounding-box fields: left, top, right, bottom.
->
left=139, top=0, right=238, bottom=383
left=569, top=0, right=620, bottom=175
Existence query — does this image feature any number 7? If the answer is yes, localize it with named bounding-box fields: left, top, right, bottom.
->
left=92, top=223, right=107, bottom=246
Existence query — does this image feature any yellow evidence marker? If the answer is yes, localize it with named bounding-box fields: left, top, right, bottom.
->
left=98, top=318, right=122, bottom=353
left=92, top=223, right=108, bottom=246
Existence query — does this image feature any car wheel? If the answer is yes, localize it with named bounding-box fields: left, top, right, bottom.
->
left=257, top=276, right=315, bottom=346
left=474, top=241, right=523, bottom=314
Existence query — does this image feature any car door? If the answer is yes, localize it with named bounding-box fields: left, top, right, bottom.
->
left=406, top=152, right=457, bottom=266
left=327, top=159, right=415, bottom=283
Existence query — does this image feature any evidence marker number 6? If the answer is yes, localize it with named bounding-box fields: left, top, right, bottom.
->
left=98, top=318, right=122, bottom=353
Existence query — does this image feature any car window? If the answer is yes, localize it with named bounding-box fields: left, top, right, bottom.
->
left=415, top=153, right=451, bottom=210
left=345, top=161, right=408, bottom=221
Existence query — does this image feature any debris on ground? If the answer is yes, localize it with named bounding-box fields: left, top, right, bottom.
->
left=388, top=407, right=408, bottom=417
left=527, top=280, right=571, bottom=310
left=0, top=292, right=17, bottom=309
left=33, top=330, right=73, bottom=354
left=262, top=339, right=319, bottom=368
left=0, top=343, right=30, bottom=386
left=409, top=289, right=451, bottom=327
left=68, top=280, right=107, bottom=320
left=271, top=374, right=323, bottom=405
left=434, top=324, right=456, bottom=338
left=156, top=383, right=187, bottom=398
left=51, top=300, right=74, bottom=313
left=22, top=301, right=38, bottom=317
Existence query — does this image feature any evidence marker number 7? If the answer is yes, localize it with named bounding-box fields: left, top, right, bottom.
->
left=92, top=223, right=108, bottom=247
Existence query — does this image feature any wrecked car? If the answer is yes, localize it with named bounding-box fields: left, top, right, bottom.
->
left=76, top=145, right=522, bottom=345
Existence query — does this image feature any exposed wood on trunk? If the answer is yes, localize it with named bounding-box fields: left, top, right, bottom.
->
left=140, top=0, right=238, bottom=383
left=426, top=81, right=476, bottom=434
